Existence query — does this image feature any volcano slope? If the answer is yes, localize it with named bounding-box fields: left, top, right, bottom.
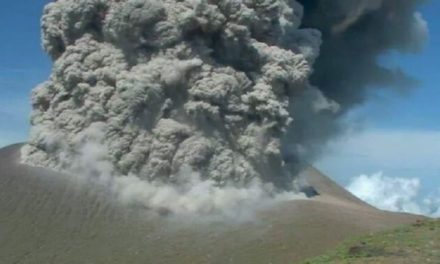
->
left=0, top=144, right=423, bottom=264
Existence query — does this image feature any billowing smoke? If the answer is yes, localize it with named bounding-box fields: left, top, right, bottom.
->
left=286, top=0, right=428, bottom=160
left=22, top=0, right=322, bottom=188
left=21, top=0, right=427, bottom=214
left=298, top=0, right=428, bottom=108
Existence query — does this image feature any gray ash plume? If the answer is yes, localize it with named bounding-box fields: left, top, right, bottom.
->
left=22, top=0, right=427, bottom=194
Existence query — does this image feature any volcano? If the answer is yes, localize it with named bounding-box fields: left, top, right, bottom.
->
left=2, top=0, right=429, bottom=262
left=0, top=144, right=422, bottom=264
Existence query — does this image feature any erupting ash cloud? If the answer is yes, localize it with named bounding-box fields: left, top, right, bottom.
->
left=298, top=0, right=428, bottom=108
left=287, top=0, right=428, bottom=160
left=21, top=0, right=427, bottom=214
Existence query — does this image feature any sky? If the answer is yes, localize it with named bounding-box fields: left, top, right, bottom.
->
left=0, top=1, right=51, bottom=147
left=0, top=1, right=439, bottom=214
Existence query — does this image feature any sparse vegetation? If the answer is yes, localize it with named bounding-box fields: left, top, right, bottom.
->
left=301, top=220, right=440, bottom=264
